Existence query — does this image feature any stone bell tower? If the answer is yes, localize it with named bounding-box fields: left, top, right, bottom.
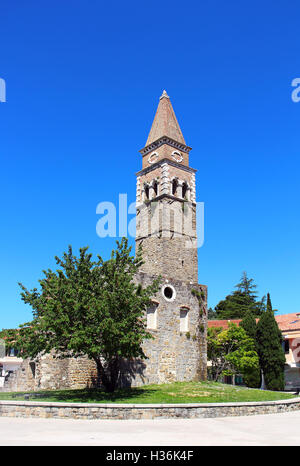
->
left=134, top=91, right=207, bottom=385
left=136, top=90, right=198, bottom=282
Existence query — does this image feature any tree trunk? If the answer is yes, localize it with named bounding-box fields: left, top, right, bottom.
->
left=94, top=357, right=121, bottom=393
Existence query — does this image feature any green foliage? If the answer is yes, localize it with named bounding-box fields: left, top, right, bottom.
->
left=235, top=271, right=258, bottom=299
left=0, top=381, right=295, bottom=404
left=214, top=272, right=266, bottom=319
left=256, top=293, right=285, bottom=391
left=191, top=288, right=206, bottom=319
left=207, top=307, right=218, bottom=320
left=191, top=289, right=202, bottom=301
left=191, top=288, right=206, bottom=301
left=266, top=293, right=273, bottom=313
left=207, top=323, right=260, bottom=388
left=238, top=311, right=261, bottom=387
left=16, top=238, right=161, bottom=393
left=0, top=328, right=19, bottom=350
left=240, top=310, right=257, bottom=341
left=215, top=291, right=255, bottom=319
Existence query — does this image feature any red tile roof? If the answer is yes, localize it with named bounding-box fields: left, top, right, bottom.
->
left=207, top=319, right=242, bottom=329
left=208, top=313, right=300, bottom=332
left=274, top=313, right=300, bottom=332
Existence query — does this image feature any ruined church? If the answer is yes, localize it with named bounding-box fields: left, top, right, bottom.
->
left=0, top=91, right=207, bottom=391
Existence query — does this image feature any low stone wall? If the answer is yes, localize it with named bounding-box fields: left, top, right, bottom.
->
left=0, top=398, right=300, bottom=420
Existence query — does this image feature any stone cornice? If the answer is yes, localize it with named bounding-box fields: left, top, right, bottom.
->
left=139, top=136, right=192, bottom=156
left=136, top=158, right=197, bottom=177
left=136, top=194, right=196, bottom=207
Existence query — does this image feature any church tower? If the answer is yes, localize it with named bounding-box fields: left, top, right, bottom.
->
left=135, top=91, right=207, bottom=385
left=136, top=90, right=198, bottom=282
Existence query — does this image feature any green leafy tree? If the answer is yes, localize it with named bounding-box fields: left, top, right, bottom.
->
left=207, top=307, right=218, bottom=320
left=215, top=272, right=266, bottom=319
left=239, top=311, right=261, bottom=387
left=13, top=238, right=160, bottom=393
left=215, top=291, right=256, bottom=319
left=235, top=271, right=258, bottom=297
left=256, top=293, right=286, bottom=391
left=207, top=323, right=260, bottom=387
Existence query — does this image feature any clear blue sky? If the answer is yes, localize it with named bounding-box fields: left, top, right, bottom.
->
left=1, top=1, right=299, bottom=329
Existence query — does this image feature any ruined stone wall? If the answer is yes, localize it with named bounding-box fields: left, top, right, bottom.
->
left=67, top=357, right=98, bottom=389
left=34, top=354, right=70, bottom=390
left=1, top=360, right=36, bottom=392
left=1, top=355, right=98, bottom=392
left=34, top=354, right=98, bottom=391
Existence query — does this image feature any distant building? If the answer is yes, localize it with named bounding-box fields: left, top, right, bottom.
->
left=207, top=313, right=300, bottom=390
left=0, top=348, right=22, bottom=388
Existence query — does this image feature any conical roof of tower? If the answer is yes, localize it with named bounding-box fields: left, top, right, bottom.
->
left=145, top=90, right=186, bottom=146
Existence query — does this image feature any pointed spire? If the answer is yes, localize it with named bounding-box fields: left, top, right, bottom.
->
left=160, top=90, right=169, bottom=99
left=145, top=91, right=186, bottom=146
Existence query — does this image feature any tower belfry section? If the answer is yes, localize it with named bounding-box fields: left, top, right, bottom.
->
left=135, top=91, right=207, bottom=384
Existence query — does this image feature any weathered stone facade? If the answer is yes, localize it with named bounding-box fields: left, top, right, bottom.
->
left=1, top=355, right=98, bottom=392
left=130, top=273, right=207, bottom=386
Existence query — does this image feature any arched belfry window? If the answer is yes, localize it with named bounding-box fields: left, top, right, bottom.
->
left=152, top=180, right=158, bottom=197
left=144, top=184, right=150, bottom=200
left=182, top=181, right=188, bottom=199
left=172, top=178, right=178, bottom=196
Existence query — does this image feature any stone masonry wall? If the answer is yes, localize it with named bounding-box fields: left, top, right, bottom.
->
left=1, top=360, right=36, bottom=392
left=136, top=236, right=198, bottom=283
left=1, top=355, right=98, bottom=392
left=1, top=398, right=300, bottom=420
left=130, top=272, right=207, bottom=386
left=142, top=142, right=190, bottom=170
left=136, top=198, right=198, bottom=282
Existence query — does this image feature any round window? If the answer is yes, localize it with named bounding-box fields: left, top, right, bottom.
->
left=148, top=151, right=159, bottom=164
left=171, top=150, right=183, bottom=163
left=162, top=284, right=176, bottom=302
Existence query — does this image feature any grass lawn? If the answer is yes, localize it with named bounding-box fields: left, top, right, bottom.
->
left=0, top=381, right=297, bottom=404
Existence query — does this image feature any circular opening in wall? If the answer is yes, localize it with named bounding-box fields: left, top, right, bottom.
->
left=162, top=284, right=176, bottom=302
left=164, top=287, right=173, bottom=299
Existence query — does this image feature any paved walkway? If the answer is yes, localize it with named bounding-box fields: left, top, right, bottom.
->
left=0, top=411, right=300, bottom=445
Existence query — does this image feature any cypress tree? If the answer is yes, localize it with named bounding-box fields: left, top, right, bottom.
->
left=266, top=293, right=272, bottom=313
left=240, top=310, right=257, bottom=341
left=256, top=293, right=286, bottom=391
left=240, top=311, right=261, bottom=387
